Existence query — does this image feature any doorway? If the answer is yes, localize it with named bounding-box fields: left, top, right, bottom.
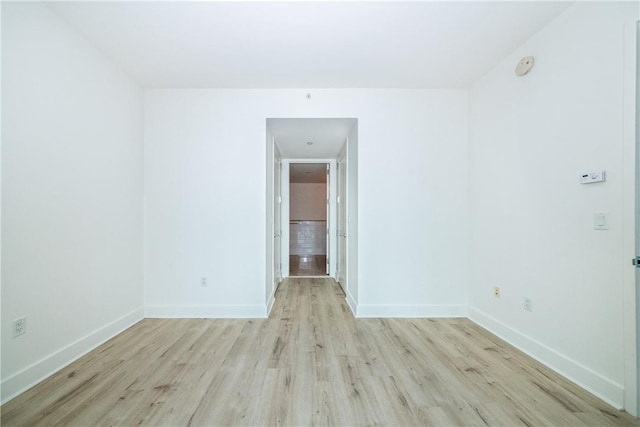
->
left=265, top=117, right=357, bottom=301
left=289, top=163, right=329, bottom=276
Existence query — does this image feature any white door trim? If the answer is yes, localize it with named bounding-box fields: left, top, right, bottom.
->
left=622, top=17, right=639, bottom=416
left=282, top=159, right=337, bottom=279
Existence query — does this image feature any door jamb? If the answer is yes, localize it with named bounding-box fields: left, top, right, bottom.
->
left=282, top=159, right=337, bottom=279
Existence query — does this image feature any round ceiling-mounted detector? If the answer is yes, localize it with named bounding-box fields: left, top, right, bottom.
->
left=515, top=56, right=534, bottom=76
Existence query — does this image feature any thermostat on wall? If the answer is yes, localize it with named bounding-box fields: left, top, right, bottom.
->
left=579, top=171, right=606, bottom=184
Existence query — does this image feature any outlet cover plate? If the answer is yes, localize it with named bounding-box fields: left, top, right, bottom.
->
left=13, top=317, right=27, bottom=337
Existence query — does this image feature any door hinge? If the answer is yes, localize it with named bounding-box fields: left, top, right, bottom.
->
left=633, top=257, right=640, bottom=267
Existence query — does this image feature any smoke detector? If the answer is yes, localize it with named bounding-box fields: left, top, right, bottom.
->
left=515, top=56, right=534, bottom=76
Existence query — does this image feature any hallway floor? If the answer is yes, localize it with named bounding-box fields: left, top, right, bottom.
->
left=289, top=254, right=327, bottom=276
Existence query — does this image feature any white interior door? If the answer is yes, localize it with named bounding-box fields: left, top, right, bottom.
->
left=326, top=163, right=330, bottom=275
left=337, top=150, right=347, bottom=286
left=274, top=149, right=282, bottom=286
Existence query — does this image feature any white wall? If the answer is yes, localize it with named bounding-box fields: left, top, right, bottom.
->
left=345, top=124, right=359, bottom=310
left=290, top=183, right=326, bottom=221
left=1, top=2, right=144, bottom=403
left=468, top=1, right=638, bottom=410
left=265, top=126, right=275, bottom=310
left=356, top=98, right=469, bottom=317
left=144, top=89, right=469, bottom=318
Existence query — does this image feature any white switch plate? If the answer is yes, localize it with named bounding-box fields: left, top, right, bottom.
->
left=594, top=213, right=608, bottom=230
left=580, top=171, right=606, bottom=184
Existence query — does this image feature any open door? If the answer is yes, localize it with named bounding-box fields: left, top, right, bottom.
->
left=326, top=163, right=330, bottom=275
left=274, top=147, right=282, bottom=286
left=336, top=147, right=347, bottom=287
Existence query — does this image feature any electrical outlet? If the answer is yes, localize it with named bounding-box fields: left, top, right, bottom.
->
left=579, top=170, right=606, bottom=184
left=494, top=286, right=501, bottom=298
left=13, top=317, right=27, bottom=337
left=200, top=277, right=208, bottom=287
left=524, top=297, right=533, bottom=312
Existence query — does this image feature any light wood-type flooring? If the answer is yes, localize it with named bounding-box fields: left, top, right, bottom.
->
left=2, top=278, right=638, bottom=426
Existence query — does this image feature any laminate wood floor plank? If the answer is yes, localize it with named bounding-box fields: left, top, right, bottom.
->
left=2, top=278, right=638, bottom=426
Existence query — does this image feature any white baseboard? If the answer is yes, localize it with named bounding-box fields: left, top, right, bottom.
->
left=345, top=289, right=357, bottom=316
left=145, top=304, right=268, bottom=318
left=468, top=307, right=624, bottom=409
left=356, top=304, right=467, bottom=318
left=1, top=307, right=144, bottom=405
left=266, top=293, right=276, bottom=317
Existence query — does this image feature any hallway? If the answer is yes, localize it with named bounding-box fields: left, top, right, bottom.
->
left=2, top=278, right=634, bottom=426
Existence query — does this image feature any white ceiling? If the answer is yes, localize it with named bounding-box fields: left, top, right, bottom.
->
left=268, top=118, right=356, bottom=159
left=47, top=1, right=572, bottom=89
left=290, top=163, right=328, bottom=184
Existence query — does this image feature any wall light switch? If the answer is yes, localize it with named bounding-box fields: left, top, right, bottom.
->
left=594, top=213, right=608, bottom=230
left=580, top=171, right=606, bottom=184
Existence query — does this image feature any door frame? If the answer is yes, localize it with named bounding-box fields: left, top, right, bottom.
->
left=282, top=159, right=337, bottom=279
left=633, top=18, right=640, bottom=417
left=273, top=143, right=283, bottom=288
left=336, top=143, right=348, bottom=289
left=621, top=17, right=638, bottom=416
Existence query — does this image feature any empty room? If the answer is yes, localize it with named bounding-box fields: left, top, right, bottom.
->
left=2, top=1, right=639, bottom=426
